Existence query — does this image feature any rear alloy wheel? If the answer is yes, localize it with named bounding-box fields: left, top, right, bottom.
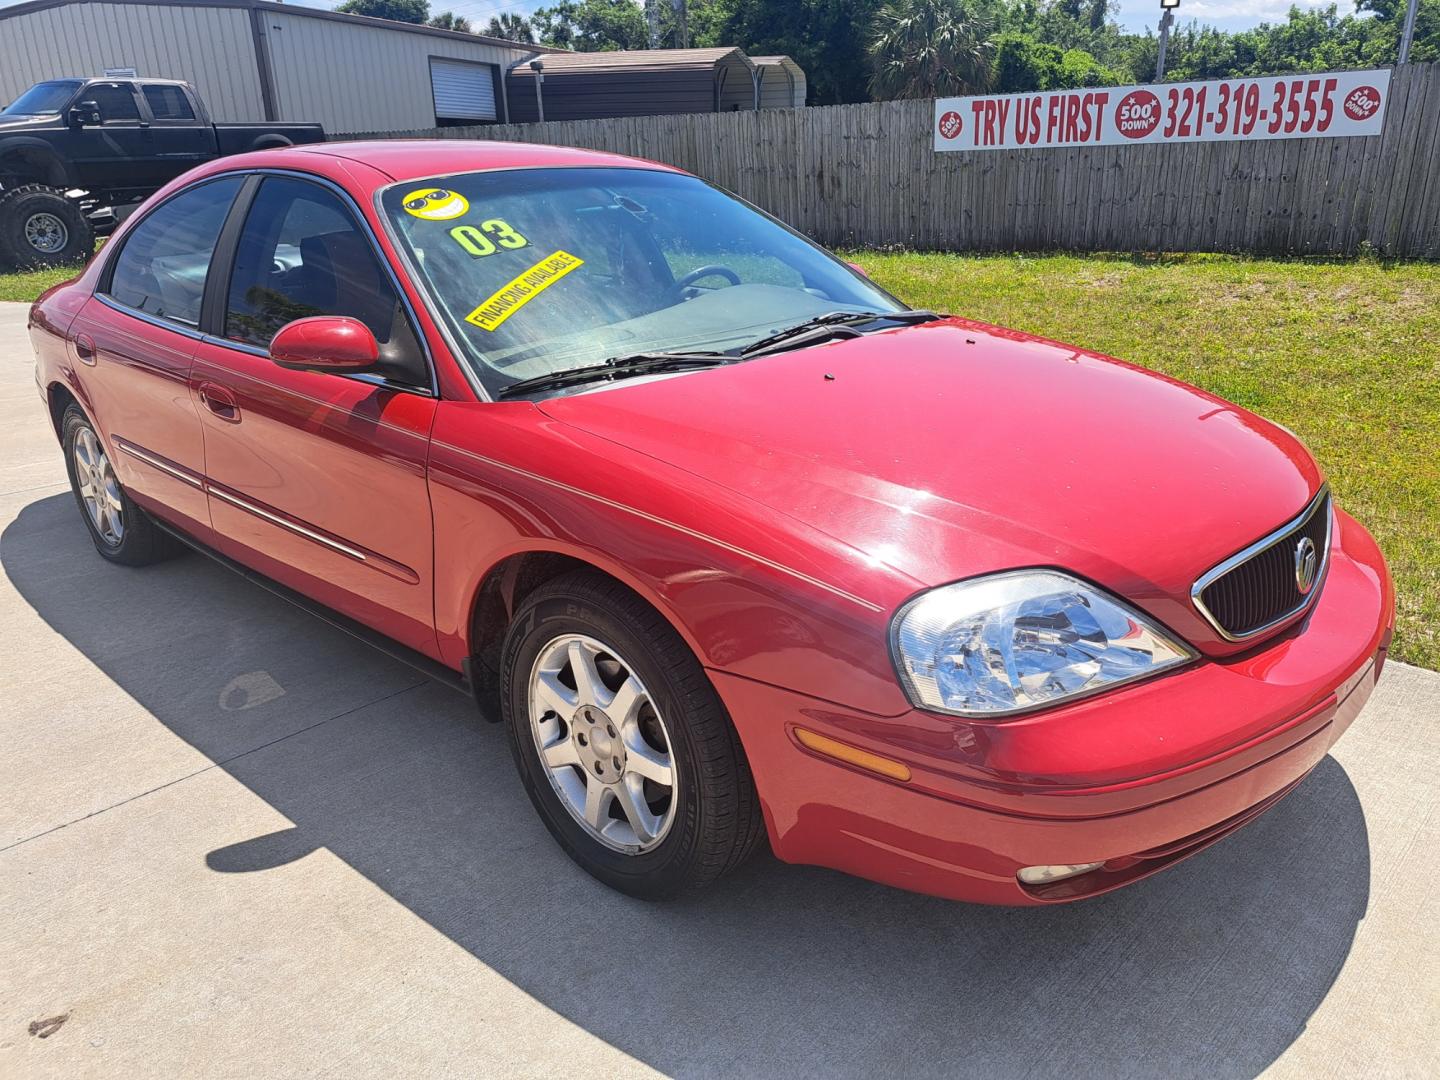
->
left=72, top=424, right=124, bottom=547
left=61, top=405, right=181, bottom=566
left=0, top=185, right=95, bottom=269
left=501, top=571, right=764, bottom=899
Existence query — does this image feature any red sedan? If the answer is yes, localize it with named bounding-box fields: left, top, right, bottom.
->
left=28, top=142, right=1393, bottom=904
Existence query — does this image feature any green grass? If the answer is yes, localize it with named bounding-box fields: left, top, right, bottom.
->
left=848, top=250, right=1440, bottom=670
left=4, top=250, right=1436, bottom=666
left=0, top=262, right=79, bottom=304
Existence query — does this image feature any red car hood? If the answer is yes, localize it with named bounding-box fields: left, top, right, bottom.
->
left=538, top=318, right=1323, bottom=652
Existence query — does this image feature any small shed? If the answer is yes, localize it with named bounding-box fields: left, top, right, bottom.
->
left=506, top=47, right=805, bottom=123
left=751, top=56, right=807, bottom=109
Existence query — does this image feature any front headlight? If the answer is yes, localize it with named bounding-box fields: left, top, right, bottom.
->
left=890, top=570, right=1195, bottom=718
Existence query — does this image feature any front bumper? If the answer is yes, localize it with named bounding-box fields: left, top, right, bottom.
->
left=714, top=508, right=1394, bottom=905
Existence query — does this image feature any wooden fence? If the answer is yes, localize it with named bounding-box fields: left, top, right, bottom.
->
left=346, top=62, right=1440, bottom=257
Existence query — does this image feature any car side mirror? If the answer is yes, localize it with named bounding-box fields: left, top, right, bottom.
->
left=846, top=261, right=869, bottom=278
left=270, top=316, right=379, bottom=373
left=68, top=101, right=102, bottom=126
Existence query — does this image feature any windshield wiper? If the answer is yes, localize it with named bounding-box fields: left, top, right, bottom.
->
left=494, top=311, right=945, bottom=398
left=740, top=309, right=944, bottom=359
left=496, top=350, right=731, bottom=399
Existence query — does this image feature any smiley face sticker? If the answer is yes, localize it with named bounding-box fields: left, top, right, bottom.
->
left=402, top=187, right=470, bottom=221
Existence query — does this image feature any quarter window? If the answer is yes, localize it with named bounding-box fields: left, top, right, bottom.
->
left=105, top=177, right=242, bottom=327
left=142, top=84, right=196, bottom=121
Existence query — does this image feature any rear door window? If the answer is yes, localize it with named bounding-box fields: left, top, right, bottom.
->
left=104, top=177, right=243, bottom=327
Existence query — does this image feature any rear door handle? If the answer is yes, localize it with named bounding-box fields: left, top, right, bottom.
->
left=198, top=382, right=240, bottom=422
left=74, top=334, right=97, bottom=366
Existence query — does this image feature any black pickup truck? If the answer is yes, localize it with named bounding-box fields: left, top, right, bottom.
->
left=0, top=77, right=324, bottom=268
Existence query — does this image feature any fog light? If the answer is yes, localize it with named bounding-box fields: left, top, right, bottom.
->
left=1018, top=862, right=1104, bottom=886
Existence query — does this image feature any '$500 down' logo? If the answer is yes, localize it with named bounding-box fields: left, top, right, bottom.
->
left=937, top=110, right=963, bottom=140
left=1343, top=85, right=1381, bottom=122
left=1115, top=89, right=1162, bottom=139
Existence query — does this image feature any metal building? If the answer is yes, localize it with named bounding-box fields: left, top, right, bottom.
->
left=0, top=0, right=552, bottom=134
left=0, top=0, right=809, bottom=135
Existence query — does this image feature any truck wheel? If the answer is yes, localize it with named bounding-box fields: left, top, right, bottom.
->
left=0, top=185, right=95, bottom=269
left=501, top=571, right=765, bottom=899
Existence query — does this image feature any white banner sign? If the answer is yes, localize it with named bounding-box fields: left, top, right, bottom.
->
left=934, top=69, right=1391, bottom=152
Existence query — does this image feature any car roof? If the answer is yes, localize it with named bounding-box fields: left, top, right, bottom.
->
left=86, top=76, right=189, bottom=85
left=286, top=139, right=683, bottom=184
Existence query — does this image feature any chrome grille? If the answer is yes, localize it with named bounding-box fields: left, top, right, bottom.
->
left=1193, top=486, right=1332, bottom=642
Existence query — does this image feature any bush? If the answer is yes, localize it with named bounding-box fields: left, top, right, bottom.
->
left=992, top=32, right=1119, bottom=92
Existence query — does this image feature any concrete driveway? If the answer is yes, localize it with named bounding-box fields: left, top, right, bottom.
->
left=1, top=299, right=1437, bottom=1079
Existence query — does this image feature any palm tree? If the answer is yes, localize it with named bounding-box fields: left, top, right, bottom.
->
left=868, top=0, right=996, bottom=101
left=429, top=11, right=472, bottom=32
left=485, top=13, right=537, bottom=44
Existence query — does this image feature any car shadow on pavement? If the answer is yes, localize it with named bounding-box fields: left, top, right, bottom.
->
left=3, top=492, right=1371, bottom=1080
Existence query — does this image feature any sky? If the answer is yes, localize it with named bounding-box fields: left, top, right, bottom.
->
left=290, top=1, right=1361, bottom=37
left=1111, top=1, right=1350, bottom=34
left=0, top=0, right=1365, bottom=38
left=372, top=1, right=1359, bottom=37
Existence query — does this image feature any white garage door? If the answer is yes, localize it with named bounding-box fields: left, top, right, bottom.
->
left=430, top=59, right=498, bottom=122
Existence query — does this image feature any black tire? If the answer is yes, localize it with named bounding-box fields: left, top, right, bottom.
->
left=61, top=405, right=182, bottom=566
left=0, top=185, right=94, bottom=269
left=501, top=571, right=765, bottom=899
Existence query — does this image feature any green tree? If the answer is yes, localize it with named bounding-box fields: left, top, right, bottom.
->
left=718, top=0, right=888, bottom=104
left=989, top=0, right=1132, bottom=76
left=428, top=11, right=471, bottom=32
left=685, top=0, right=730, bottom=47
left=1141, top=1, right=1438, bottom=81
left=991, top=30, right=1116, bottom=91
left=532, top=0, right=650, bottom=50
left=485, top=12, right=537, bottom=43
left=685, top=0, right=1438, bottom=106
left=868, top=0, right=996, bottom=100
left=1057, top=45, right=1116, bottom=85
left=336, top=0, right=430, bottom=24
left=992, top=31, right=1062, bottom=91
left=1356, top=0, right=1440, bottom=64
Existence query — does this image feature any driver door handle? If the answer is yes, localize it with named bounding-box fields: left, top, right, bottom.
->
left=198, top=382, right=240, bottom=422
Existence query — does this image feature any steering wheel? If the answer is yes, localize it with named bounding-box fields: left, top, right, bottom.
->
left=670, top=264, right=742, bottom=301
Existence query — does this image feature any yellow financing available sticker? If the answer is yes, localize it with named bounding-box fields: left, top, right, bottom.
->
left=465, top=250, right=585, bottom=332
left=402, top=187, right=470, bottom=221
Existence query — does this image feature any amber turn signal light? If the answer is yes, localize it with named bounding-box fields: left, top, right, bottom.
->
left=794, top=728, right=912, bottom=782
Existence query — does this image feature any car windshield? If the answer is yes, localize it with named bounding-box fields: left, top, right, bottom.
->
left=380, top=167, right=905, bottom=396
left=2, top=80, right=82, bottom=116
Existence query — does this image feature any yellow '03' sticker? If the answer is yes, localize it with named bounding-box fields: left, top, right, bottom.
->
left=465, top=250, right=584, bottom=332
left=450, top=219, right=529, bottom=257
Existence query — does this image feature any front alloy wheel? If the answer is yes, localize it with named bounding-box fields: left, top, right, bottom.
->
left=529, top=633, right=678, bottom=852
left=502, top=571, right=764, bottom=899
